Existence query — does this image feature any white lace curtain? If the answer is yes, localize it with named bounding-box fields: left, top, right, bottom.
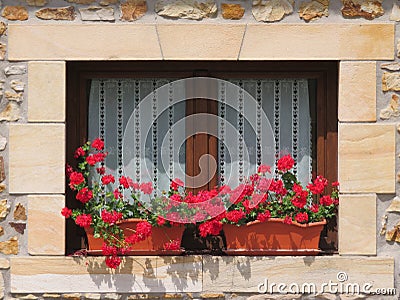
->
left=88, top=78, right=312, bottom=192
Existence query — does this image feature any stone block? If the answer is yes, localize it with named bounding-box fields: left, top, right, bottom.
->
left=8, top=24, right=162, bottom=60
left=240, top=24, right=394, bottom=60
left=157, top=24, right=245, bottom=60
left=28, top=195, right=65, bottom=255
left=9, top=124, right=65, bottom=194
left=338, top=124, right=395, bottom=193
left=28, top=61, right=66, bottom=122
left=338, top=194, right=376, bottom=255
left=339, top=61, right=376, bottom=122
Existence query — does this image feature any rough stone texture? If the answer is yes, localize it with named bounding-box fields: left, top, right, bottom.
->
left=0, top=227, right=4, bottom=237
left=221, top=3, right=244, bottom=20
left=339, top=194, right=376, bottom=255
left=252, top=0, right=294, bottom=22
left=35, top=6, right=75, bottom=21
left=0, top=200, right=10, bottom=221
left=100, top=0, right=120, bottom=5
left=382, top=72, right=400, bottom=91
left=10, top=80, right=24, bottom=92
left=339, top=61, right=376, bottom=122
left=386, top=220, right=400, bottom=242
left=341, top=0, right=384, bottom=20
left=5, top=65, right=26, bottom=76
left=19, top=295, right=39, bottom=300
left=42, top=294, right=61, bottom=299
left=0, top=236, right=18, bottom=255
left=120, top=0, right=147, bottom=21
left=298, top=0, right=329, bottom=22
left=8, top=24, right=162, bottom=60
left=80, top=6, right=115, bottom=21
left=158, top=24, right=245, bottom=60
left=0, top=102, right=20, bottom=122
left=338, top=124, right=395, bottom=193
left=0, top=44, right=6, bottom=60
left=380, top=94, right=399, bottom=120
left=0, top=259, right=9, bottom=269
left=13, top=203, right=26, bottom=221
left=0, top=22, right=6, bottom=36
left=28, top=61, right=66, bottom=122
left=2, top=6, right=29, bottom=21
left=9, top=124, right=65, bottom=194
left=381, top=62, right=400, bottom=71
left=28, top=195, right=65, bottom=255
left=240, top=24, right=394, bottom=60
left=386, top=196, right=400, bottom=212
left=104, top=294, right=122, bottom=300
left=66, top=0, right=95, bottom=4
left=84, top=294, right=101, bottom=300
left=390, top=3, right=400, bottom=21
left=9, top=222, right=26, bottom=234
left=155, top=0, right=217, bottom=20
left=26, top=0, right=48, bottom=6
left=5, top=91, right=23, bottom=103
left=200, top=294, right=224, bottom=299
left=0, top=135, right=7, bottom=151
left=61, top=294, right=81, bottom=300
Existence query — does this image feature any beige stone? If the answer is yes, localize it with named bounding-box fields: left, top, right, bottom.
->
left=28, top=195, right=65, bottom=255
left=0, top=43, right=6, bottom=60
left=0, top=236, right=18, bottom=255
left=200, top=294, right=224, bottom=299
left=5, top=91, right=23, bottom=103
left=202, top=256, right=394, bottom=292
left=252, top=0, right=294, bottom=22
left=380, top=94, right=399, bottom=120
left=66, top=0, right=95, bottom=4
left=0, top=258, right=9, bottom=269
left=390, top=3, right=400, bottom=21
left=386, top=196, right=400, bottom=212
left=19, top=295, right=39, bottom=300
left=380, top=214, right=388, bottom=235
left=382, top=72, right=400, bottom=91
left=9, top=124, right=65, bottom=194
left=84, top=294, right=101, bottom=300
left=80, top=6, right=115, bottom=21
left=28, top=61, right=65, bottom=122
left=339, top=61, right=376, bottom=122
left=8, top=24, right=162, bottom=60
left=10, top=80, right=24, bottom=92
left=26, top=0, right=48, bottom=6
left=35, top=6, right=76, bottom=21
left=381, top=62, right=400, bottom=71
left=341, top=0, right=384, bottom=20
left=5, top=65, right=26, bottom=76
left=338, top=194, right=376, bottom=255
left=42, top=294, right=61, bottom=299
left=100, top=0, right=120, bottom=5
left=385, top=220, right=400, bottom=242
left=158, top=24, right=245, bottom=60
left=0, top=200, right=10, bottom=221
left=13, top=203, right=26, bottom=221
left=338, top=124, right=395, bottom=193
left=2, top=6, right=29, bottom=21
left=61, top=294, right=81, bottom=300
left=121, top=0, right=147, bottom=21
left=298, top=0, right=329, bottom=21
left=155, top=0, right=216, bottom=20
left=0, top=22, right=6, bottom=36
left=0, top=102, right=20, bottom=122
left=221, top=3, right=244, bottom=20
left=104, top=294, right=121, bottom=300
left=240, top=24, right=394, bottom=60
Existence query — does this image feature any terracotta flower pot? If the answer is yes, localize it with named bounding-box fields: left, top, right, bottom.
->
left=223, top=218, right=326, bottom=255
left=85, top=218, right=185, bottom=255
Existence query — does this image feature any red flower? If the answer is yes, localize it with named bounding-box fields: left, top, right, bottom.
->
left=257, top=178, right=271, bottom=192
left=320, top=195, right=333, bottom=206
left=135, top=221, right=152, bottom=240
left=164, top=239, right=181, bottom=250
left=66, top=164, right=73, bottom=177
left=86, top=155, right=97, bottom=166
left=311, top=204, right=320, bottom=213
left=332, top=181, right=340, bottom=188
left=101, top=243, right=118, bottom=256
left=102, top=174, right=115, bottom=185
left=76, top=187, right=93, bottom=204
left=170, top=178, right=184, bottom=191
left=74, top=147, right=85, bottom=159
left=75, top=214, right=92, bottom=228
left=226, top=210, right=245, bottom=223
left=283, top=216, right=292, bottom=224
left=307, top=175, right=328, bottom=195
left=198, top=220, right=222, bottom=237
left=69, top=172, right=85, bottom=189
left=257, top=211, right=271, bottom=222
left=291, top=184, right=308, bottom=208
left=61, top=207, right=72, bottom=218
left=105, top=256, right=121, bottom=269
left=113, top=188, right=123, bottom=199
left=92, top=138, right=105, bottom=150
left=156, top=216, right=166, bottom=226
left=258, top=164, right=271, bottom=174
left=277, top=154, right=295, bottom=172
left=119, top=176, right=131, bottom=189
left=269, top=179, right=287, bottom=196
left=101, top=210, right=123, bottom=225
left=140, top=182, right=153, bottom=195
left=96, top=167, right=106, bottom=175
left=170, top=194, right=182, bottom=202
left=295, top=212, right=309, bottom=224
left=93, top=152, right=106, bottom=163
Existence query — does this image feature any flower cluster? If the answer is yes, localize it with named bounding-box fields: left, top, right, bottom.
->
left=62, top=138, right=175, bottom=269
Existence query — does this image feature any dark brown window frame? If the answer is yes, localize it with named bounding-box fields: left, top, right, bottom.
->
left=66, top=61, right=338, bottom=254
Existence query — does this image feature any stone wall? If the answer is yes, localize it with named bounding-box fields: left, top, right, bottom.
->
left=0, top=0, right=398, bottom=299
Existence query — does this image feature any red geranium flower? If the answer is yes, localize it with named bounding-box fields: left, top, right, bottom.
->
left=170, top=178, right=184, bottom=191
left=61, top=207, right=72, bottom=218
left=295, top=212, right=309, bottom=224
left=258, top=164, right=271, bottom=174
left=76, top=187, right=93, bottom=204
left=102, top=174, right=115, bottom=185
left=257, top=211, right=271, bottom=222
left=140, top=182, right=153, bottom=195
left=74, top=147, right=85, bottom=159
left=69, top=172, right=85, bottom=189
left=75, top=214, right=92, bottom=228
left=164, top=239, right=181, bottom=250
left=198, top=220, right=222, bottom=237
left=105, top=256, right=121, bottom=269
left=226, top=210, right=246, bottom=223
left=92, top=138, right=105, bottom=150
left=277, top=154, right=294, bottom=172
left=320, top=195, right=333, bottom=206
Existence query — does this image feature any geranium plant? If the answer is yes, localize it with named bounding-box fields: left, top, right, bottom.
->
left=61, top=138, right=179, bottom=268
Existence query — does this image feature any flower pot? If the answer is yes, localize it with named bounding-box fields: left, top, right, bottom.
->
left=85, top=218, right=185, bottom=255
left=223, top=218, right=326, bottom=255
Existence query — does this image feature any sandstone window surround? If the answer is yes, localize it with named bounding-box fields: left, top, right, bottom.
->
left=7, top=23, right=396, bottom=294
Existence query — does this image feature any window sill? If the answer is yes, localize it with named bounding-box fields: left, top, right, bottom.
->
left=10, top=255, right=394, bottom=294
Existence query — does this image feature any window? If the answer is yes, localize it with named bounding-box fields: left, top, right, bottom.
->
left=67, top=61, right=338, bottom=253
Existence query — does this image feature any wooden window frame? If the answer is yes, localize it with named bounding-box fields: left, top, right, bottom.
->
left=66, top=61, right=338, bottom=254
